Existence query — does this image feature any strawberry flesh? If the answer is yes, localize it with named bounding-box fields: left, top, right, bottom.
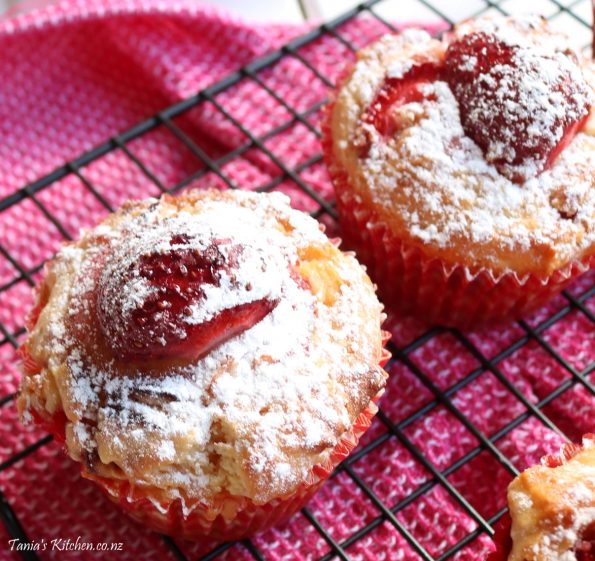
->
left=97, top=235, right=278, bottom=361
left=359, top=32, right=592, bottom=183
left=486, top=514, right=512, bottom=561
left=444, top=32, right=592, bottom=183
left=359, top=62, right=440, bottom=146
left=576, top=521, right=595, bottom=561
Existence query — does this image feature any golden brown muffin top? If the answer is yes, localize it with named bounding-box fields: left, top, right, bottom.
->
left=18, top=189, right=387, bottom=508
left=507, top=435, right=595, bottom=561
left=328, top=15, right=595, bottom=276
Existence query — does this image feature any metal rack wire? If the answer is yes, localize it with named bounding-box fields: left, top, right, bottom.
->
left=0, top=0, right=593, bottom=560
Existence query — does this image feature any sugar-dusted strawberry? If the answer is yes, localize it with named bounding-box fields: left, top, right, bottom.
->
left=97, top=235, right=278, bottom=361
left=356, top=62, right=440, bottom=153
left=444, top=32, right=592, bottom=183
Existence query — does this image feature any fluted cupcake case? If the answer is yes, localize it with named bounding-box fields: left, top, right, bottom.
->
left=20, top=328, right=391, bottom=542
left=87, top=393, right=385, bottom=541
left=20, top=328, right=390, bottom=541
left=321, top=18, right=595, bottom=329
left=19, top=190, right=390, bottom=541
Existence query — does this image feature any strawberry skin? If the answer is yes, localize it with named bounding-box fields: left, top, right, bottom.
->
left=444, top=32, right=592, bottom=183
left=357, top=30, right=592, bottom=184
left=97, top=235, right=278, bottom=361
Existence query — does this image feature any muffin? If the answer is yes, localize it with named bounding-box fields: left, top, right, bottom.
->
left=322, top=14, right=595, bottom=328
left=17, top=189, right=390, bottom=541
left=488, top=434, right=595, bottom=561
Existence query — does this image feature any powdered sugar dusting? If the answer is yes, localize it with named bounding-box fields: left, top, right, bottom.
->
left=96, top=206, right=288, bottom=350
left=445, top=30, right=592, bottom=182
left=363, top=80, right=552, bottom=251
left=454, top=13, right=579, bottom=53
left=332, top=16, right=595, bottom=273
left=346, top=29, right=438, bottom=105
left=22, top=190, right=386, bottom=505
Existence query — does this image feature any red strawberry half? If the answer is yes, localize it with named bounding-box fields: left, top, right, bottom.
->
left=444, top=31, right=592, bottom=183
left=356, top=62, right=440, bottom=155
left=97, top=235, right=278, bottom=361
left=363, top=62, right=440, bottom=136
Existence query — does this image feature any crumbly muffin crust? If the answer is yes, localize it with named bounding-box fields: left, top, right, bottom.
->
left=18, top=189, right=387, bottom=509
left=507, top=436, right=595, bottom=561
left=328, top=15, right=595, bottom=276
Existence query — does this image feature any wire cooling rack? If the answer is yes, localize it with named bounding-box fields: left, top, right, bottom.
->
left=0, top=1, right=594, bottom=560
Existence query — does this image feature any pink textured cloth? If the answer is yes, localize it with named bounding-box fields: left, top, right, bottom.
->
left=0, top=1, right=593, bottom=560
